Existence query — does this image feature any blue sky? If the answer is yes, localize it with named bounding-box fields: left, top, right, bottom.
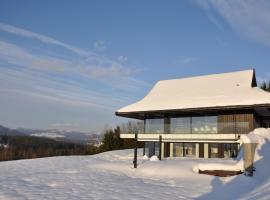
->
left=0, top=0, right=270, bottom=133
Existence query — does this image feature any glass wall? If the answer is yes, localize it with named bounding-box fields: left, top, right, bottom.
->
left=192, top=116, right=217, bottom=134
left=173, top=143, right=196, bottom=157
left=173, top=143, right=184, bottom=157
left=145, top=118, right=164, bottom=134
left=209, top=143, right=219, bottom=158
left=184, top=143, right=196, bottom=157
left=143, top=114, right=251, bottom=134
left=170, top=117, right=191, bottom=134
left=224, top=143, right=238, bottom=158
left=209, top=143, right=239, bottom=158
left=145, top=142, right=160, bottom=157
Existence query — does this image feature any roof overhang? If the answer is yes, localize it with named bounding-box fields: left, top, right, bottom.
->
left=115, top=104, right=270, bottom=119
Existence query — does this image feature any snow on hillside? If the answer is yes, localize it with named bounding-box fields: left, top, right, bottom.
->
left=1, top=128, right=270, bottom=200
left=31, top=132, right=65, bottom=138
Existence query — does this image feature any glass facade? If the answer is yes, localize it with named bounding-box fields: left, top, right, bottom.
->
left=173, top=143, right=196, bottom=157
left=209, top=143, right=219, bottom=158
left=209, top=143, right=239, bottom=158
left=170, top=117, right=191, bottom=134
left=142, top=114, right=252, bottom=135
left=224, top=143, right=238, bottom=158
left=184, top=143, right=196, bottom=157
left=173, top=143, right=184, bottom=157
left=145, top=142, right=238, bottom=158
left=145, top=118, right=164, bottom=134
left=145, top=142, right=160, bottom=157
left=192, top=116, right=217, bottom=134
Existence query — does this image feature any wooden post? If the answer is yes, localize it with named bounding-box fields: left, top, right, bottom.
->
left=133, top=129, right=138, bottom=168
left=159, top=135, right=162, bottom=160
left=143, top=142, right=145, bottom=156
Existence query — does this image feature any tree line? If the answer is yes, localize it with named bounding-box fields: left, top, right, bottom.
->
left=0, top=121, right=142, bottom=161
left=260, top=80, right=270, bottom=92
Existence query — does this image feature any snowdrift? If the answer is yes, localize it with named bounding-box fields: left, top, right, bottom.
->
left=193, top=128, right=270, bottom=178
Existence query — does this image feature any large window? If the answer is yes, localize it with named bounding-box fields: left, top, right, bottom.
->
left=209, top=143, right=219, bottom=158
left=192, top=116, right=217, bottom=134
left=173, top=143, right=196, bottom=157
left=224, top=143, right=238, bottom=158
left=143, top=115, right=252, bottom=135
left=145, top=118, right=164, bottom=134
left=170, top=117, right=191, bottom=134
left=184, top=143, right=196, bottom=157
left=173, top=143, right=184, bottom=157
left=145, top=142, right=160, bottom=157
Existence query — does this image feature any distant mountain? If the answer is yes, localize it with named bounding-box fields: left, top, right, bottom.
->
left=0, top=125, right=102, bottom=144
left=0, top=125, right=26, bottom=136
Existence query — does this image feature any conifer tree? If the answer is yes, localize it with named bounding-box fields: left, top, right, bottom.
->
left=261, top=81, right=267, bottom=91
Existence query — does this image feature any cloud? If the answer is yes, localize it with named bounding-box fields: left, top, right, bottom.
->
left=0, top=22, right=88, bottom=56
left=0, top=41, right=68, bottom=73
left=0, top=39, right=149, bottom=92
left=0, top=67, right=129, bottom=110
left=173, top=56, right=198, bottom=65
left=0, top=23, right=151, bottom=92
left=0, top=22, right=149, bottom=90
left=94, top=40, right=106, bottom=51
left=182, top=57, right=197, bottom=64
left=0, top=22, right=151, bottom=131
left=117, top=56, right=128, bottom=63
left=196, top=0, right=270, bottom=47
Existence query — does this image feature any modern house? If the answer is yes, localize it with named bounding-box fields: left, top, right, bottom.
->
left=115, top=69, right=270, bottom=160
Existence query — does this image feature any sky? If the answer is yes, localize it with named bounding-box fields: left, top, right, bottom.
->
left=0, top=0, right=270, bottom=133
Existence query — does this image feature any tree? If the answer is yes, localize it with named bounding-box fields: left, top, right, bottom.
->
left=100, top=124, right=143, bottom=152
left=267, top=80, right=270, bottom=92
left=261, top=81, right=267, bottom=91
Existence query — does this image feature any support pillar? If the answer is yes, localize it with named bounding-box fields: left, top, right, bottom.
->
left=170, top=143, right=174, bottom=158
left=161, top=142, right=164, bottom=159
left=159, top=135, right=162, bottom=160
left=143, top=142, right=145, bottom=156
left=204, top=143, right=209, bottom=158
left=133, top=130, right=138, bottom=168
left=195, top=143, right=199, bottom=158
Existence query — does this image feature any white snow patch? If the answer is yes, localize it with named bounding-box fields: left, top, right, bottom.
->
left=31, top=132, right=65, bottom=138
left=193, top=128, right=270, bottom=174
left=150, top=155, right=159, bottom=161
left=143, top=155, right=149, bottom=160
left=1, top=128, right=270, bottom=200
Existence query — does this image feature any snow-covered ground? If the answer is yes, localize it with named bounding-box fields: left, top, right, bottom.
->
left=1, top=128, right=270, bottom=200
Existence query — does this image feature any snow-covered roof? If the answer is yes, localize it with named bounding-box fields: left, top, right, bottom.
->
left=116, top=69, right=270, bottom=116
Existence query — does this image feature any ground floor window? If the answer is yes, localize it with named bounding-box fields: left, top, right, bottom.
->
left=224, top=143, right=238, bottom=158
left=173, top=143, right=196, bottom=157
left=145, top=142, right=160, bottom=157
left=209, top=143, right=219, bottom=158
left=145, top=142, right=238, bottom=158
left=184, top=143, right=196, bottom=157
left=209, top=143, right=239, bottom=158
left=173, top=143, right=183, bottom=157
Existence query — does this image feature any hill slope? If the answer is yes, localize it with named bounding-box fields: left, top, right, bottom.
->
left=1, top=128, right=270, bottom=200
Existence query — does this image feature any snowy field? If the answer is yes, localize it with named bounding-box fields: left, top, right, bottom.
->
left=1, top=128, right=270, bottom=200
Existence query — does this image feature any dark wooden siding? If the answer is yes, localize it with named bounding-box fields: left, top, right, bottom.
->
left=218, top=113, right=254, bottom=134
left=218, top=114, right=234, bottom=134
